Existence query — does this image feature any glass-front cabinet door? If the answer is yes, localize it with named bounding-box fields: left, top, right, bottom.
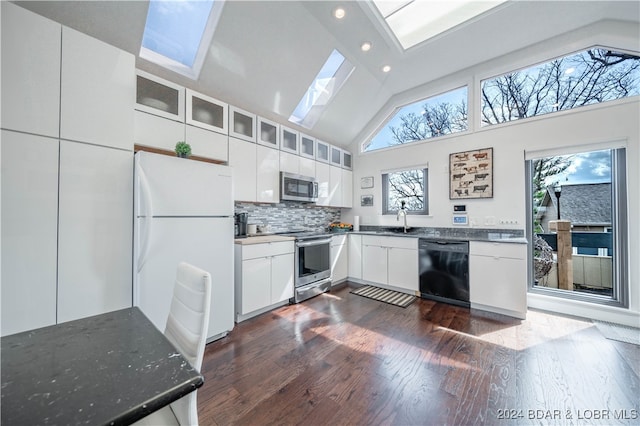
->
left=316, top=140, right=330, bottom=163
left=186, top=89, right=227, bottom=134
left=342, top=150, right=352, bottom=170
left=299, top=133, right=315, bottom=159
left=135, top=70, right=185, bottom=121
left=257, top=116, right=279, bottom=149
left=330, top=145, right=342, bottom=167
left=280, top=126, right=299, bottom=155
left=229, top=106, right=256, bottom=142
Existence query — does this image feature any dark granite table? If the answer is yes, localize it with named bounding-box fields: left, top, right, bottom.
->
left=1, top=307, right=204, bottom=425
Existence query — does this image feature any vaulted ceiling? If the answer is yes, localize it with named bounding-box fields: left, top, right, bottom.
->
left=16, top=1, right=640, bottom=151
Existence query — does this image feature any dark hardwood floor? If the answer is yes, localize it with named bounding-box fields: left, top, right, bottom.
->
left=197, top=283, right=640, bottom=425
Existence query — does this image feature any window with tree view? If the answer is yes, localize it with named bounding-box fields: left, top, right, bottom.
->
left=382, top=168, right=428, bottom=215
left=482, top=47, right=640, bottom=126
left=364, top=87, right=467, bottom=152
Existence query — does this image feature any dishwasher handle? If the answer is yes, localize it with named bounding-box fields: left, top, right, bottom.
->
left=419, top=239, right=469, bottom=253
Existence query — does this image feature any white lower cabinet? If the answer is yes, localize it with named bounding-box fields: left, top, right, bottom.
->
left=1, top=132, right=133, bottom=335
left=362, top=244, right=387, bottom=285
left=270, top=253, right=294, bottom=304
left=57, top=141, right=133, bottom=323
left=388, top=246, right=419, bottom=291
left=1, top=131, right=59, bottom=335
left=348, top=234, right=362, bottom=280
left=469, top=241, right=527, bottom=319
left=331, top=235, right=348, bottom=285
left=235, top=241, right=294, bottom=322
left=362, top=236, right=418, bottom=292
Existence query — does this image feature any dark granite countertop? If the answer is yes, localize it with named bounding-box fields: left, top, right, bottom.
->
left=350, top=226, right=527, bottom=244
left=1, top=307, right=203, bottom=426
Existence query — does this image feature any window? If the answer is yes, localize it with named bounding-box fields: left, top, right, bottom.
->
left=382, top=168, right=428, bottom=215
left=527, top=147, right=628, bottom=308
left=140, top=0, right=223, bottom=79
left=482, top=47, right=640, bottom=126
left=364, top=87, right=468, bottom=152
left=289, top=49, right=354, bottom=129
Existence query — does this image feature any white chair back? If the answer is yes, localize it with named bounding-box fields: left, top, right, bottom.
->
left=165, top=262, right=212, bottom=426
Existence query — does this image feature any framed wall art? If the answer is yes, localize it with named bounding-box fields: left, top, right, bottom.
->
left=361, top=194, right=374, bottom=206
left=361, top=176, right=374, bottom=189
left=449, top=147, right=493, bottom=199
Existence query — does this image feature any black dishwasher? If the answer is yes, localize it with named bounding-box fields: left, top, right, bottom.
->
left=418, top=239, right=470, bottom=307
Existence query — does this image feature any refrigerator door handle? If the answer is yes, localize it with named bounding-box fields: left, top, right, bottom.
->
left=136, top=160, right=153, bottom=272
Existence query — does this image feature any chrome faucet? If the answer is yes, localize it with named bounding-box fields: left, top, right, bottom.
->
left=397, top=200, right=408, bottom=233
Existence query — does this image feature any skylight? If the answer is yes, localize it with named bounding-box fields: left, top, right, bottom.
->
left=372, top=0, right=507, bottom=50
left=289, top=49, right=355, bottom=129
left=140, top=0, right=223, bottom=79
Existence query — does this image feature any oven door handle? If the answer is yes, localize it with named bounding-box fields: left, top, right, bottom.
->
left=296, top=238, right=332, bottom=247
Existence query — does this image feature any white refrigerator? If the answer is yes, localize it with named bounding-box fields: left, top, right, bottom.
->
left=134, top=151, right=234, bottom=342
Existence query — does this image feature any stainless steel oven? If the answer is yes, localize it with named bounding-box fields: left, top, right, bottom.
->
left=291, top=234, right=332, bottom=303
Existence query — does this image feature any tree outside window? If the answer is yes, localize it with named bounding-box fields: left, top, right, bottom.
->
left=382, top=168, right=428, bottom=214
left=364, top=47, right=639, bottom=153
left=482, top=47, right=640, bottom=126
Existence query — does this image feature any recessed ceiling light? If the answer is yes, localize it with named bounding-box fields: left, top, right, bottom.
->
left=382, top=65, right=391, bottom=73
left=333, top=7, right=346, bottom=19
left=361, top=41, right=372, bottom=52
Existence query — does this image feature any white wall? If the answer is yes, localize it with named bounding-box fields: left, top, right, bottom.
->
left=344, top=20, right=640, bottom=326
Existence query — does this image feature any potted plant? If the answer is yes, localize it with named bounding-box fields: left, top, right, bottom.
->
left=175, top=141, right=192, bottom=158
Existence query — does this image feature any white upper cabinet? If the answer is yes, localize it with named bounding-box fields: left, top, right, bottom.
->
left=342, top=150, right=353, bottom=170
left=186, top=89, right=228, bottom=134
left=228, top=137, right=257, bottom=202
left=136, top=70, right=185, bottom=122
left=279, top=151, right=300, bottom=175
left=330, top=145, right=342, bottom=167
left=256, top=145, right=280, bottom=203
left=229, top=106, right=256, bottom=142
left=299, top=133, right=315, bottom=159
left=316, top=140, right=330, bottom=163
left=1, top=2, right=61, bottom=138
left=342, top=169, right=353, bottom=208
left=257, top=116, right=280, bottom=149
left=134, top=110, right=185, bottom=152
left=185, top=125, right=228, bottom=163
left=280, top=126, right=299, bottom=155
left=315, top=162, right=331, bottom=206
left=60, top=27, right=135, bottom=150
left=329, top=165, right=343, bottom=207
left=299, top=157, right=316, bottom=179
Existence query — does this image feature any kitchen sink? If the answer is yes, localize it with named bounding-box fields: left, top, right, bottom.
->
left=376, top=227, right=417, bottom=235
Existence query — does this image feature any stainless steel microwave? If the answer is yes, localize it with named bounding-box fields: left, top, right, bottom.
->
left=280, top=172, right=318, bottom=203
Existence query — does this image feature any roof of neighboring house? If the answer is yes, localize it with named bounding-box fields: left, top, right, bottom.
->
left=541, top=183, right=611, bottom=226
